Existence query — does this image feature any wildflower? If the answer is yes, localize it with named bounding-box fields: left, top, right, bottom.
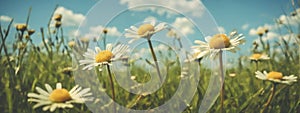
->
left=55, top=21, right=62, bottom=28
left=124, top=21, right=166, bottom=43
left=68, top=41, right=76, bottom=48
left=25, top=35, right=30, bottom=40
left=192, top=30, right=244, bottom=59
left=27, top=29, right=35, bottom=35
left=166, top=28, right=178, bottom=39
left=249, top=53, right=270, bottom=61
left=54, top=14, right=62, bottom=21
left=256, top=27, right=265, bottom=37
left=16, top=24, right=27, bottom=32
left=79, top=44, right=128, bottom=71
left=18, top=42, right=27, bottom=49
left=103, top=29, right=108, bottom=34
left=80, top=37, right=90, bottom=43
left=264, top=27, right=269, bottom=34
left=27, top=83, right=93, bottom=112
left=255, top=71, right=297, bottom=84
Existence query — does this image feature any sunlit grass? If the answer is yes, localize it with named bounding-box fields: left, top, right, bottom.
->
left=0, top=3, right=300, bottom=113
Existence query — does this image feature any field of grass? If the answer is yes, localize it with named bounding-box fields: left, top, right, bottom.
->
left=1, top=3, right=300, bottom=113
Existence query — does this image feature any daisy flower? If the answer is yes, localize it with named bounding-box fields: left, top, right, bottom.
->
left=249, top=53, right=270, bottom=61
left=124, top=21, right=166, bottom=43
left=192, top=30, right=244, bottom=59
left=166, top=28, right=179, bottom=39
left=255, top=71, right=297, bottom=84
left=79, top=43, right=128, bottom=71
left=27, top=83, right=93, bottom=112
left=16, top=24, right=27, bottom=32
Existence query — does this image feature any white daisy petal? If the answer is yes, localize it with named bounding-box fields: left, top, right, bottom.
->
left=33, top=101, right=52, bottom=109
left=95, top=47, right=102, bottom=53
left=150, top=21, right=156, bottom=26
left=106, top=44, right=113, bottom=51
left=130, top=26, right=138, bottom=31
left=56, top=83, right=62, bottom=89
left=28, top=93, right=49, bottom=100
left=50, top=104, right=57, bottom=112
left=36, top=87, right=50, bottom=96
left=154, top=22, right=166, bottom=32
left=45, top=84, right=53, bottom=93
left=42, top=105, right=51, bottom=111
left=69, top=85, right=79, bottom=94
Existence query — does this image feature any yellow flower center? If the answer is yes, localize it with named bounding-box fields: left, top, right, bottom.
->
left=49, top=89, right=71, bottom=102
left=16, top=24, right=27, bottom=31
left=95, top=50, right=113, bottom=63
left=54, top=14, right=62, bottom=21
left=208, top=34, right=230, bottom=49
left=251, top=54, right=262, bottom=59
left=267, top=71, right=283, bottom=79
left=68, top=41, right=76, bottom=48
left=137, top=24, right=154, bottom=35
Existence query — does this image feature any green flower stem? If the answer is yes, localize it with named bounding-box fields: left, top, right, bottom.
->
left=259, top=35, right=265, bottom=50
left=40, top=28, right=52, bottom=59
left=106, top=65, right=116, bottom=113
left=103, top=33, right=107, bottom=50
left=219, top=50, right=225, bottom=113
left=177, top=38, right=183, bottom=48
left=147, top=39, right=162, bottom=82
left=261, top=83, right=276, bottom=113
left=255, top=61, right=259, bottom=71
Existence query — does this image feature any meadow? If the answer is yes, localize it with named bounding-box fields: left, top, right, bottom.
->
left=0, top=3, right=299, bottom=113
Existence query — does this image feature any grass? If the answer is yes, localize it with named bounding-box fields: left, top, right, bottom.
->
left=1, top=3, right=300, bottom=113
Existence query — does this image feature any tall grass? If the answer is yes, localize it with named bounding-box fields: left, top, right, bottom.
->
left=0, top=3, right=299, bottom=113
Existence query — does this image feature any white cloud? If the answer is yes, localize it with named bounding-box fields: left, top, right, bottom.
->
left=249, top=28, right=257, bottom=36
left=171, top=17, right=194, bottom=36
left=253, top=31, right=279, bottom=42
left=242, top=24, right=249, bottom=30
left=83, top=25, right=122, bottom=39
left=217, top=26, right=225, bottom=34
left=278, top=14, right=300, bottom=26
left=143, top=16, right=157, bottom=22
left=119, top=0, right=204, bottom=17
left=68, top=30, right=81, bottom=38
left=53, top=6, right=85, bottom=27
left=0, top=15, right=12, bottom=22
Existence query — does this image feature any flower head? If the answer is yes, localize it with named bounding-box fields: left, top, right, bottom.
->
left=80, top=37, right=90, bottom=43
left=125, top=21, right=166, bottom=43
left=27, top=29, right=35, bottom=35
left=249, top=53, right=270, bottom=61
left=192, top=30, right=244, bottom=59
left=166, top=28, right=181, bottom=40
left=103, top=29, right=108, bottom=34
left=255, top=71, right=297, bottom=84
left=54, top=14, right=62, bottom=21
left=27, top=83, right=93, bottom=112
left=68, top=41, right=76, bottom=48
left=79, top=44, right=129, bottom=71
left=256, top=27, right=266, bottom=37
left=16, top=24, right=27, bottom=32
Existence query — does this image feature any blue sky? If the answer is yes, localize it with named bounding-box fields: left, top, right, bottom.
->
left=0, top=0, right=297, bottom=60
